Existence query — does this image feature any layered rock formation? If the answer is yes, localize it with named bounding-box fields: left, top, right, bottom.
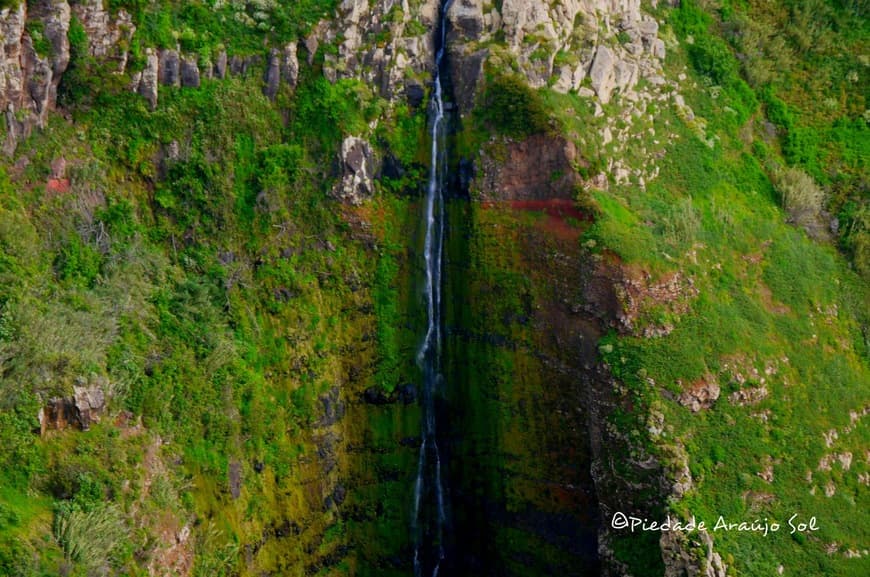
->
left=1, top=0, right=69, bottom=153
left=322, top=0, right=441, bottom=103
left=1, top=0, right=298, bottom=143
left=0, top=0, right=138, bottom=151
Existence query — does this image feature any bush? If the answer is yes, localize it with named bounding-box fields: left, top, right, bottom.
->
left=477, top=73, right=551, bottom=138
left=55, top=236, right=102, bottom=288
left=688, top=34, right=738, bottom=85
left=775, top=166, right=826, bottom=227
left=53, top=502, right=127, bottom=573
left=840, top=203, right=870, bottom=278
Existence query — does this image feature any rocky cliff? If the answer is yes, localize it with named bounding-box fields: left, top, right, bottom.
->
left=1, top=0, right=69, bottom=153
left=0, top=2, right=737, bottom=576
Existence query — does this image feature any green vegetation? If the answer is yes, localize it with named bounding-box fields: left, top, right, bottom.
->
left=671, top=0, right=868, bottom=276
left=0, top=0, right=866, bottom=576
left=476, top=72, right=553, bottom=138
left=557, top=1, right=869, bottom=574
left=0, top=32, right=429, bottom=575
left=115, top=0, right=338, bottom=56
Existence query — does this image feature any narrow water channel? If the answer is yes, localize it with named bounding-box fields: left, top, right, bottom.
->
left=412, top=1, right=454, bottom=576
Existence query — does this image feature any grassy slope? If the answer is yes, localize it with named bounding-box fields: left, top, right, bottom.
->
left=0, top=44, right=429, bottom=576
left=459, top=0, right=866, bottom=574
left=567, top=1, right=869, bottom=575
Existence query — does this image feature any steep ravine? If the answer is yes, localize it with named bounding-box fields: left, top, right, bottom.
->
left=1, top=3, right=704, bottom=577
left=418, top=8, right=606, bottom=575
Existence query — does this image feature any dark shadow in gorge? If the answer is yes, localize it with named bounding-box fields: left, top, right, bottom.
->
left=436, top=194, right=602, bottom=576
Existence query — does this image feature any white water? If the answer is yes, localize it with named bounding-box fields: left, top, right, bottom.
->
left=413, top=1, right=453, bottom=575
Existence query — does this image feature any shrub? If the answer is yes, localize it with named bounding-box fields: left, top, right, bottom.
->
left=55, top=235, right=102, bottom=288
left=477, top=73, right=551, bottom=138
left=53, top=502, right=127, bottom=573
left=688, top=34, right=738, bottom=85
left=775, top=166, right=826, bottom=227
left=840, top=203, right=870, bottom=278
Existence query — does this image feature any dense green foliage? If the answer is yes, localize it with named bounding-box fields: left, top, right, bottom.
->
left=477, top=72, right=553, bottom=138
left=671, top=0, right=869, bottom=276
left=0, top=60, right=429, bottom=577
left=0, top=0, right=866, bottom=576
left=114, top=0, right=338, bottom=58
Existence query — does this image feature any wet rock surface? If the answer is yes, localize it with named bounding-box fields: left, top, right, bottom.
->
left=474, top=134, right=583, bottom=201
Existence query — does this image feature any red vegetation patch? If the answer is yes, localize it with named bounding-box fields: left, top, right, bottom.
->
left=480, top=198, right=590, bottom=240
left=46, top=178, right=70, bottom=194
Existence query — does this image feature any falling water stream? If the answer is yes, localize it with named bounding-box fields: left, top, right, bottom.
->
left=413, top=1, right=453, bottom=575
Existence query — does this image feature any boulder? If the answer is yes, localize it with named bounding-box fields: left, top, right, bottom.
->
left=73, top=383, right=105, bottom=430
left=39, top=378, right=107, bottom=434
left=332, top=136, right=377, bottom=205
left=589, top=45, right=615, bottom=103
left=678, top=375, right=720, bottom=412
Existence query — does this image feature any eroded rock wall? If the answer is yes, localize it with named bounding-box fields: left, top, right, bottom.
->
left=1, top=1, right=69, bottom=152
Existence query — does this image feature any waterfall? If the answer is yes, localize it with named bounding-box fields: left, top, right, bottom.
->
left=413, top=1, right=453, bottom=575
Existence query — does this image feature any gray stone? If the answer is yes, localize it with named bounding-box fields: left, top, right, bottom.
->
left=589, top=45, right=615, bottom=103
left=180, top=56, right=200, bottom=88
left=652, top=38, right=666, bottom=59
left=448, top=0, right=485, bottom=40
left=333, top=136, right=377, bottom=205
left=73, top=383, right=105, bottom=430
left=159, top=49, right=180, bottom=86
left=138, top=48, right=159, bottom=109
left=263, top=48, right=280, bottom=99
left=213, top=50, right=227, bottom=79
left=448, top=48, right=487, bottom=116
left=281, top=42, right=298, bottom=88
left=70, top=0, right=135, bottom=67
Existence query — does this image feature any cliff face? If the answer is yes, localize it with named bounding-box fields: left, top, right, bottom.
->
left=1, top=1, right=69, bottom=152
left=443, top=0, right=667, bottom=108
left=322, top=0, right=441, bottom=99
left=0, top=0, right=139, bottom=150
left=2, top=2, right=826, bottom=577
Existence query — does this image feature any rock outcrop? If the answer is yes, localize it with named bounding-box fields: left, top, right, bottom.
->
left=70, top=0, right=134, bottom=71
left=661, top=529, right=728, bottom=577
left=474, top=134, right=583, bottom=201
left=263, top=43, right=298, bottom=100
left=1, top=1, right=70, bottom=153
left=321, top=0, right=441, bottom=102
left=678, top=375, right=721, bottom=412
left=332, top=136, right=378, bottom=205
left=135, top=49, right=159, bottom=109
left=0, top=0, right=143, bottom=152
left=38, top=376, right=107, bottom=434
